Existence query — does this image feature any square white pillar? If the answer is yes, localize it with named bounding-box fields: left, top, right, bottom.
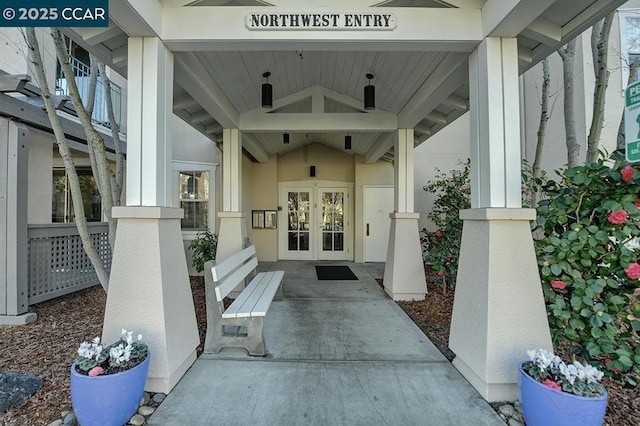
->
left=383, top=129, right=426, bottom=301
left=217, top=128, right=247, bottom=262
left=104, top=38, right=198, bottom=392
left=126, top=37, right=174, bottom=207
left=450, top=38, right=552, bottom=402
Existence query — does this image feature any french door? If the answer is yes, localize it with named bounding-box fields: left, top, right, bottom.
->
left=279, top=183, right=351, bottom=260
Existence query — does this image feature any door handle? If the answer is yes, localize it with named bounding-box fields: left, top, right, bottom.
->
left=366, top=223, right=370, bottom=236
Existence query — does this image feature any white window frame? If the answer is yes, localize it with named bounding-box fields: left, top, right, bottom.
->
left=171, top=160, right=217, bottom=238
left=618, top=9, right=640, bottom=92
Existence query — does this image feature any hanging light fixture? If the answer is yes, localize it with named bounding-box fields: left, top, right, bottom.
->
left=364, top=73, right=375, bottom=110
left=283, top=132, right=290, bottom=144
left=262, top=71, right=273, bottom=108
left=344, top=134, right=352, bottom=150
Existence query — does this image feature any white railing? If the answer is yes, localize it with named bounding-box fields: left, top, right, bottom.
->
left=55, top=57, right=122, bottom=130
left=27, top=223, right=111, bottom=304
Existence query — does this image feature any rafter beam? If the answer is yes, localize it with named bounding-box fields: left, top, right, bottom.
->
left=110, top=0, right=161, bottom=37
left=174, top=52, right=239, bottom=128
left=443, top=94, right=468, bottom=111
left=77, top=24, right=124, bottom=46
left=364, top=133, right=394, bottom=164
left=111, top=45, right=128, bottom=69
left=190, top=110, right=212, bottom=124
left=242, top=133, right=270, bottom=163
left=240, top=112, right=396, bottom=132
left=173, top=94, right=198, bottom=110
left=482, top=0, right=555, bottom=38
left=427, top=111, right=448, bottom=125
left=398, top=53, right=468, bottom=129
left=521, top=17, right=561, bottom=46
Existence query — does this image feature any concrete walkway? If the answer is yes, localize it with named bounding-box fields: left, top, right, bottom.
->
left=148, top=261, right=503, bottom=425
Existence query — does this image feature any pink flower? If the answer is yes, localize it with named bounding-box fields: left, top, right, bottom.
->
left=608, top=210, right=628, bottom=225
left=437, top=271, right=445, bottom=277
left=550, top=280, right=567, bottom=290
left=625, top=262, right=640, bottom=280
left=542, top=379, right=562, bottom=392
left=88, top=366, right=104, bottom=377
left=435, top=230, right=443, bottom=238
left=635, top=200, right=640, bottom=208
left=622, top=166, right=635, bottom=182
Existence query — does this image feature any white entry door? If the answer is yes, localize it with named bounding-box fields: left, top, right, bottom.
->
left=363, top=186, right=394, bottom=262
left=279, top=183, right=351, bottom=260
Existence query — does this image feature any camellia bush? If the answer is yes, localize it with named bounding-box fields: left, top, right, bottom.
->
left=422, top=159, right=543, bottom=283
left=533, top=152, right=640, bottom=385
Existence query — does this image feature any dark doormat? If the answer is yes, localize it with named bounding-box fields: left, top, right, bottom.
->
left=315, top=265, right=358, bottom=280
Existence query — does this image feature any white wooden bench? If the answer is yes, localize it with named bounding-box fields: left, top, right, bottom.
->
left=203, top=245, right=284, bottom=356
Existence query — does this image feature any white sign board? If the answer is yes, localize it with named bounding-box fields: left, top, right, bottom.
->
left=624, top=80, right=640, bottom=163
left=246, top=12, right=397, bottom=30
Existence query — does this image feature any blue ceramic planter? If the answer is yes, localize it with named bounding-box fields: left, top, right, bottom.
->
left=519, top=362, right=607, bottom=426
left=70, top=355, right=150, bottom=426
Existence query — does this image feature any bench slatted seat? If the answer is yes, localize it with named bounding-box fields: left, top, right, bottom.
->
left=203, top=245, right=284, bottom=356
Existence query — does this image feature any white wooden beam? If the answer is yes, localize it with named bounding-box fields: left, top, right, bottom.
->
left=482, top=0, right=555, bottom=38
left=311, top=86, right=324, bottom=114
left=521, top=17, right=562, bottom=46
left=427, top=111, right=448, bottom=125
left=173, top=94, right=198, bottom=110
left=205, top=123, right=222, bottom=134
left=364, top=133, right=394, bottom=164
left=242, top=133, right=270, bottom=163
left=174, top=52, right=239, bottom=128
left=239, top=112, right=397, bottom=132
left=162, top=7, right=482, bottom=52
left=78, top=24, right=125, bottom=46
left=443, top=94, right=468, bottom=111
left=398, top=53, right=468, bottom=129
left=112, top=45, right=128, bottom=68
left=189, top=110, right=212, bottom=124
left=111, top=0, right=161, bottom=37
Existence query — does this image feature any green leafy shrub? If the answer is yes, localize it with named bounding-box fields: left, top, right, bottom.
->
left=534, top=153, right=640, bottom=385
left=422, top=160, right=471, bottom=281
left=188, top=230, right=218, bottom=273
left=421, top=159, right=544, bottom=283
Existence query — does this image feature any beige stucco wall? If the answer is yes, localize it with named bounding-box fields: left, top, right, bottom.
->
left=277, top=143, right=355, bottom=183
left=245, top=156, right=278, bottom=261
left=354, top=157, right=394, bottom=262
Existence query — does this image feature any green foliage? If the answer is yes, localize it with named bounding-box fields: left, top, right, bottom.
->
left=533, top=152, right=640, bottom=384
left=188, top=230, right=218, bottom=273
left=422, top=160, right=471, bottom=280
left=422, top=159, right=545, bottom=280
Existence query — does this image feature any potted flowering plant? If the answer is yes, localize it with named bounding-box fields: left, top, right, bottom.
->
left=70, top=330, right=150, bottom=426
left=519, top=348, right=607, bottom=426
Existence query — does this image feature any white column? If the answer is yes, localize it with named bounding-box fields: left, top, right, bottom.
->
left=383, top=129, right=426, bottom=301
left=216, top=128, right=247, bottom=263
left=449, top=38, right=552, bottom=402
left=103, top=37, right=199, bottom=393
left=125, top=37, right=173, bottom=207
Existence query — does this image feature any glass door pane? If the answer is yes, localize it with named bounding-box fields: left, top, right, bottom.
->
left=320, top=191, right=344, bottom=253
left=287, top=191, right=310, bottom=252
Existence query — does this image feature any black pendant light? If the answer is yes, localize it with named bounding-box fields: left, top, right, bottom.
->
left=262, top=71, right=273, bottom=108
left=283, top=132, right=290, bottom=144
left=364, top=73, right=375, bottom=110
left=345, top=134, right=352, bottom=150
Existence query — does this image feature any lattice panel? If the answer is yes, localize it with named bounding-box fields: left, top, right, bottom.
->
left=27, top=229, right=112, bottom=304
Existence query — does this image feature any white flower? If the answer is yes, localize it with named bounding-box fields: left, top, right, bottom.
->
left=137, top=334, right=143, bottom=342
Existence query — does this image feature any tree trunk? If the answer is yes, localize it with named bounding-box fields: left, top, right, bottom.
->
left=558, top=39, right=580, bottom=167
left=532, top=59, right=551, bottom=205
left=586, top=13, right=615, bottom=164
left=97, top=61, right=125, bottom=206
left=51, top=29, right=117, bottom=250
left=25, top=29, right=109, bottom=291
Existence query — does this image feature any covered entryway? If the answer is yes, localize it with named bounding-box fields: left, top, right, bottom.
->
left=65, top=0, right=626, bottom=401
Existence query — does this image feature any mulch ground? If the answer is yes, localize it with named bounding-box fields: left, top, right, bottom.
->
left=1, top=273, right=638, bottom=425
